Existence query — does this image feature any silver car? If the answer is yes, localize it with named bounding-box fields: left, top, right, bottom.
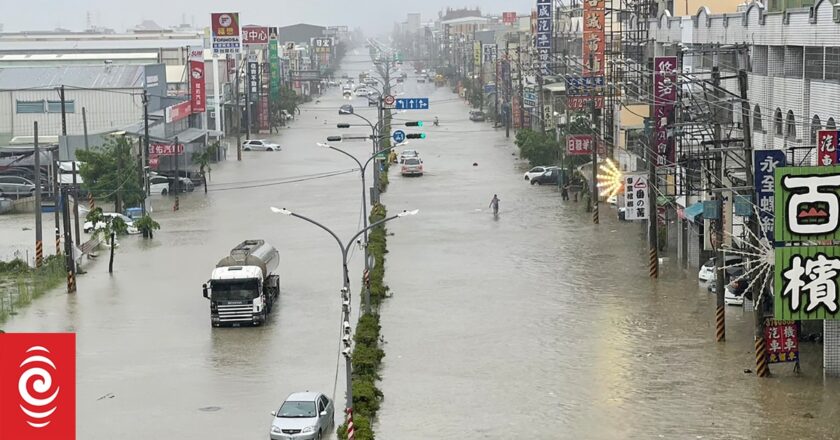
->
left=243, top=139, right=281, bottom=151
left=0, top=175, right=37, bottom=198
left=270, top=392, right=334, bottom=440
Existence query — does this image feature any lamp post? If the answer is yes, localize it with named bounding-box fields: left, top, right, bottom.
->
left=317, top=142, right=408, bottom=315
left=269, top=207, right=418, bottom=420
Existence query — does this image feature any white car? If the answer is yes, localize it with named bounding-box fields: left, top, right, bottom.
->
left=401, top=157, right=424, bottom=176
left=355, top=87, right=369, bottom=97
left=724, top=278, right=749, bottom=306
left=399, top=149, right=419, bottom=163
left=84, top=213, right=140, bottom=235
left=698, top=255, right=744, bottom=282
left=524, top=166, right=557, bottom=181
left=243, top=139, right=280, bottom=151
left=149, top=175, right=170, bottom=195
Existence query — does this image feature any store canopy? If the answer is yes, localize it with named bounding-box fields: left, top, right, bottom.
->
left=684, top=202, right=704, bottom=223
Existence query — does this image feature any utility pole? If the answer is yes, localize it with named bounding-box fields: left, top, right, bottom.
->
left=142, top=90, right=150, bottom=217
left=34, top=122, right=43, bottom=268
left=517, top=45, right=525, bottom=129
left=738, top=68, right=768, bottom=377
left=235, top=55, right=242, bottom=161
left=245, top=56, right=253, bottom=141
left=52, top=148, right=61, bottom=256
left=647, top=56, right=659, bottom=278
left=82, top=107, right=89, bottom=150
left=71, top=162, right=80, bottom=246
left=712, top=66, right=726, bottom=342
left=61, top=184, right=75, bottom=293
left=590, top=54, right=600, bottom=224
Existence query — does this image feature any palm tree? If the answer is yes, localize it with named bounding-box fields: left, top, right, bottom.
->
left=191, top=142, right=219, bottom=194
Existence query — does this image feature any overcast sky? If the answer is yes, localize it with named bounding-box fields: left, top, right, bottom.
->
left=3, top=0, right=535, bottom=34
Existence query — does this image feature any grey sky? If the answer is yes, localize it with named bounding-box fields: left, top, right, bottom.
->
left=3, top=1, right=536, bottom=34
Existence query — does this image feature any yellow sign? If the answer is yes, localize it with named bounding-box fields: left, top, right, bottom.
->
left=473, top=41, right=482, bottom=67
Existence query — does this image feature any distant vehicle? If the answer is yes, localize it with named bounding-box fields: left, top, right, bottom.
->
left=343, top=90, right=352, bottom=99
left=396, top=77, right=405, bottom=83
left=0, top=175, right=37, bottom=198
left=524, top=166, right=558, bottom=181
left=328, top=80, right=338, bottom=86
left=401, top=157, right=424, bottom=176
left=699, top=255, right=744, bottom=282
left=202, top=240, right=280, bottom=327
left=725, top=276, right=750, bottom=306
left=280, top=109, right=293, bottom=121
left=149, top=175, right=170, bottom=195
left=83, top=212, right=140, bottom=235
left=399, top=149, right=419, bottom=163
left=355, top=87, right=369, bottom=97
left=341, top=73, right=349, bottom=79
left=243, top=139, right=280, bottom=152
left=709, top=266, right=745, bottom=294
left=339, top=104, right=354, bottom=115
left=530, top=168, right=563, bottom=186
left=269, top=392, right=334, bottom=440
left=417, top=76, right=426, bottom=83
left=469, top=110, right=486, bottom=122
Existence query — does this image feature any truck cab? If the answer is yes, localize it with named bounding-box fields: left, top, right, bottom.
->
left=203, top=240, right=280, bottom=327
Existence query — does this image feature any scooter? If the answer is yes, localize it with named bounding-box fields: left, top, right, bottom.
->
left=433, top=118, right=439, bottom=127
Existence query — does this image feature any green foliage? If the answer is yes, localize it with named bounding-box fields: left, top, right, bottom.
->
left=515, top=129, right=560, bottom=167
left=191, top=142, right=219, bottom=176
left=134, top=214, right=161, bottom=239
left=337, top=413, right=373, bottom=440
left=0, top=259, right=30, bottom=274
left=0, top=256, right=65, bottom=324
left=77, top=136, right=144, bottom=213
left=85, top=207, right=129, bottom=239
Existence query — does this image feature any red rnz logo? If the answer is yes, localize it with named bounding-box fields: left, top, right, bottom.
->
left=0, top=333, right=75, bottom=440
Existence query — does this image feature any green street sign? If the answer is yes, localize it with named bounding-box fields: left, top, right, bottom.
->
left=269, top=39, right=280, bottom=102
left=774, top=166, right=840, bottom=242
left=775, top=245, right=840, bottom=320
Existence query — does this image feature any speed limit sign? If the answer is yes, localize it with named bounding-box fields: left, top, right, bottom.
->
left=383, top=95, right=395, bottom=108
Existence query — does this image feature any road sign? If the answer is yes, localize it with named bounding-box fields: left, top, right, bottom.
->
left=395, top=97, right=429, bottom=110
left=392, top=130, right=406, bottom=143
left=384, top=95, right=395, bottom=105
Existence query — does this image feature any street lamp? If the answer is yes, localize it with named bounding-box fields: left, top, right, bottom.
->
left=268, top=206, right=418, bottom=419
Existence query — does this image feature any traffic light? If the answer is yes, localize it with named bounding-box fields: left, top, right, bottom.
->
left=406, top=133, right=426, bottom=139
left=336, top=123, right=350, bottom=128
left=327, top=136, right=342, bottom=142
left=405, top=121, right=424, bottom=127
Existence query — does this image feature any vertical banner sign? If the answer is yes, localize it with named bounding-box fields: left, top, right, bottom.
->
left=582, top=0, right=605, bottom=76
left=210, top=12, right=240, bottom=54
left=817, top=130, right=839, bottom=166
left=0, top=333, right=76, bottom=440
left=773, top=165, right=840, bottom=320
left=624, top=174, right=649, bottom=220
left=269, top=39, right=280, bottom=102
left=188, top=46, right=205, bottom=113
left=536, top=0, right=552, bottom=76
left=653, top=56, right=678, bottom=166
left=512, top=95, right=522, bottom=129
left=483, top=44, right=497, bottom=63
left=764, top=321, right=799, bottom=363
left=567, top=135, right=594, bottom=155
left=473, top=41, right=482, bottom=68
left=503, top=12, right=517, bottom=24
left=754, top=150, right=786, bottom=243
left=248, top=60, right=259, bottom=101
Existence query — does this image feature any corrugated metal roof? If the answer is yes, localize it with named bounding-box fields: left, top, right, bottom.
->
left=0, top=38, right=202, bottom=52
left=0, top=65, right=144, bottom=89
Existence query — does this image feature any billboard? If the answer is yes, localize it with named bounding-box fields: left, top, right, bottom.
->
left=754, top=150, right=786, bottom=243
left=567, top=135, right=593, bottom=156
left=473, top=41, right=481, bottom=67
left=210, top=12, right=241, bottom=54
left=775, top=245, right=840, bottom=320
left=313, top=38, right=332, bottom=54
left=535, top=0, right=552, bottom=75
left=242, top=25, right=269, bottom=46
left=143, top=64, right=167, bottom=112
left=165, top=100, right=191, bottom=123
left=582, top=0, right=605, bottom=76
left=188, top=46, right=205, bottom=113
left=774, top=166, right=840, bottom=242
left=624, top=174, right=649, bottom=220
left=269, top=39, right=280, bottom=102
left=502, top=12, right=517, bottom=24
left=248, top=60, right=259, bottom=100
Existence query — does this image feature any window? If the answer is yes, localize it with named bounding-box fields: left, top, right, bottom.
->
left=47, top=100, right=75, bottom=113
left=16, top=100, right=45, bottom=113
left=804, top=47, right=824, bottom=80
left=784, top=46, right=804, bottom=78
left=786, top=110, right=797, bottom=140
left=827, top=48, right=840, bottom=81
left=811, top=115, right=822, bottom=145
left=828, top=117, right=837, bottom=131
left=751, top=46, right=768, bottom=75
left=774, top=108, right=783, bottom=136
left=753, top=105, right=763, bottom=131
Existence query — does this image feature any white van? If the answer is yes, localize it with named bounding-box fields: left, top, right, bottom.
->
left=58, top=161, right=83, bottom=185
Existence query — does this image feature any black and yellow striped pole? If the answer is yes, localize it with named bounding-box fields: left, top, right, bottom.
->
left=88, top=192, right=95, bottom=212
left=35, top=241, right=43, bottom=269
left=648, top=247, right=658, bottom=278
left=55, top=227, right=61, bottom=256
left=715, top=305, right=726, bottom=342
left=754, top=332, right=769, bottom=377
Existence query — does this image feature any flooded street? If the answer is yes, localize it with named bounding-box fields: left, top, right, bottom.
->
left=2, top=53, right=840, bottom=439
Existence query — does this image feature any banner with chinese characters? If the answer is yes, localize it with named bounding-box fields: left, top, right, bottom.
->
left=247, top=60, right=259, bottom=101
left=242, top=26, right=269, bottom=46
left=269, top=39, right=280, bottom=102
left=764, top=320, right=799, bottom=363
left=582, top=0, right=605, bottom=76
left=755, top=150, right=785, bottom=243
left=188, top=46, right=205, bottom=113
left=817, top=130, right=839, bottom=166
left=535, top=0, right=552, bottom=75
left=624, top=174, right=649, bottom=220
left=652, top=56, right=677, bottom=166
left=210, top=12, right=240, bottom=54
left=503, top=12, right=517, bottom=24
left=774, top=166, right=840, bottom=242
left=482, top=44, right=497, bottom=64
left=473, top=41, right=481, bottom=68
left=775, top=246, right=840, bottom=320
left=567, top=135, right=593, bottom=155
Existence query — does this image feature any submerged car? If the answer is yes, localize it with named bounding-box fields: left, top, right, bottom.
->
left=269, top=392, right=334, bottom=440
left=524, top=166, right=557, bottom=181
left=243, top=139, right=281, bottom=151
left=83, top=213, right=140, bottom=235
left=401, top=157, right=424, bottom=176
left=699, top=255, right=744, bottom=282
left=398, top=149, right=419, bottom=163
left=469, top=110, right=486, bottom=122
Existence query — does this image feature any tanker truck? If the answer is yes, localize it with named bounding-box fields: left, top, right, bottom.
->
left=202, top=240, right=280, bottom=327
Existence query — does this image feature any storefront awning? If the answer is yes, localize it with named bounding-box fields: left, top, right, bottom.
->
left=683, top=202, right=704, bottom=223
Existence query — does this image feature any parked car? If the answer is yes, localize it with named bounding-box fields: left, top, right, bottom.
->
left=269, top=392, right=334, bottom=440
left=524, top=166, right=557, bottom=181
left=709, top=266, right=745, bottom=293
left=149, top=175, right=170, bottom=195
left=0, top=175, right=38, bottom=198
left=83, top=212, right=140, bottom=235
left=398, top=149, right=419, bottom=163
left=724, top=276, right=751, bottom=306
left=699, top=255, right=744, bottom=282
left=355, top=87, right=369, bottom=97
left=243, top=139, right=281, bottom=151
left=530, top=168, right=562, bottom=186
left=469, top=110, right=486, bottom=122
left=401, top=157, right=424, bottom=176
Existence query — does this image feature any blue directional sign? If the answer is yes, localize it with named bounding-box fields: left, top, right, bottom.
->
left=395, top=97, right=430, bottom=110
left=392, top=130, right=406, bottom=143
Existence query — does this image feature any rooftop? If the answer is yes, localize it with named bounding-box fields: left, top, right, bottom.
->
left=0, top=65, right=145, bottom=89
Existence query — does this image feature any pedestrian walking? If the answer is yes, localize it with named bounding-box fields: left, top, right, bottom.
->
left=561, top=184, right=570, bottom=201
